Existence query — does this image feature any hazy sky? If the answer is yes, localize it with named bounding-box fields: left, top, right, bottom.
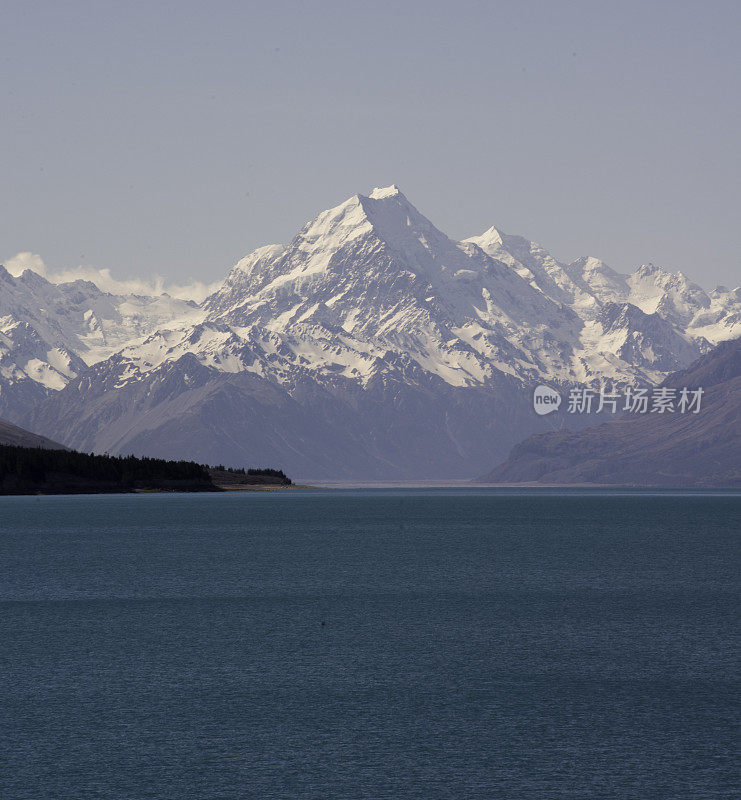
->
left=2, top=0, right=740, bottom=291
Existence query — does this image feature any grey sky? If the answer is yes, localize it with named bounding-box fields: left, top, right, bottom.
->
left=2, top=0, right=739, bottom=290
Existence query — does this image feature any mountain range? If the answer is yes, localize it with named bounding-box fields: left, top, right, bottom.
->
left=2, top=186, right=738, bottom=479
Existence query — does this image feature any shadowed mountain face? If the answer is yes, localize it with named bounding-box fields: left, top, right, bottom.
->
left=29, top=353, right=543, bottom=480
left=479, top=338, right=740, bottom=487
left=0, top=418, right=68, bottom=451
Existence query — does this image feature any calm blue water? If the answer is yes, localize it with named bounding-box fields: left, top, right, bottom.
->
left=0, top=489, right=738, bottom=799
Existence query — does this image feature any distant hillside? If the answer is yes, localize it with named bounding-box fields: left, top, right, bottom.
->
left=479, top=337, right=740, bottom=487
left=0, top=419, right=68, bottom=450
left=0, top=444, right=217, bottom=494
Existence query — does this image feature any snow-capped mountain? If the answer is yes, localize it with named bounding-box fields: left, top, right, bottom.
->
left=4, top=185, right=739, bottom=478
left=0, top=265, right=199, bottom=419
left=119, top=186, right=580, bottom=390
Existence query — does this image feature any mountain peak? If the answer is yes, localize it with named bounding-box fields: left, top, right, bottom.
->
left=288, top=185, right=439, bottom=274
left=20, top=268, right=51, bottom=287
left=636, top=262, right=663, bottom=277
left=466, top=226, right=505, bottom=248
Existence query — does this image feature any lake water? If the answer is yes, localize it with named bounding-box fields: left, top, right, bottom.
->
left=0, top=489, right=738, bottom=799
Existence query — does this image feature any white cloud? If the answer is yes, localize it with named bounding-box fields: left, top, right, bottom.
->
left=3, top=251, right=48, bottom=277
left=2, top=253, right=221, bottom=303
left=48, top=265, right=221, bottom=303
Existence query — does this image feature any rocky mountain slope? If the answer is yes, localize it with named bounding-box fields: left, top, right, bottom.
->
left=3, top=186, right=738, bottom=479
left=479, top=337, right=740, bottom=487
left=0, top=418, right=67, bottom=450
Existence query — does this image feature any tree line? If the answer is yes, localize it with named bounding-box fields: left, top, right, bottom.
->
left=0, top=444, right=211, bottom=487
